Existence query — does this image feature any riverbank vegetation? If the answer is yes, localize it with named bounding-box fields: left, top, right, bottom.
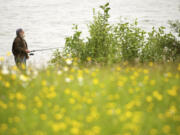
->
left=51, top=3, right=180, bottom=65
left=0, top=3, right=180, bottom=135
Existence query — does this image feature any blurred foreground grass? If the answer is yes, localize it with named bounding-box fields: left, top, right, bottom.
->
left=0, top=58, right=180, bottom=135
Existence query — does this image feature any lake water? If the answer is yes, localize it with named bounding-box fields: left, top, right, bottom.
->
left=0, top=0, right=180, bottom=66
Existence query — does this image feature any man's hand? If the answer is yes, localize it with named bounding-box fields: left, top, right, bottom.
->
left=25, top=50, right=30, bottom=53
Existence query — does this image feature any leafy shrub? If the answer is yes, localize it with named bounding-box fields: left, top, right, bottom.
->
left=51, top=3, right=180, bottom=65
left=140, top=27, right=180, bottom=62
left=168, top=6, right=180, bottom=37
left=169, top=20, right=180, bottom=37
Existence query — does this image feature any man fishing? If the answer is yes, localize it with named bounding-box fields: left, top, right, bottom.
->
left=12, top=28, right=30, bottom=68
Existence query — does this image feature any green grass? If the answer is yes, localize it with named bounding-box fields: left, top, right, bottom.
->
left=0, top=61, right=180, bottom=135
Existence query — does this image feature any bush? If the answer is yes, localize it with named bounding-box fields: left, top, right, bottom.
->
left=140, top=27, right=180, bottom=62
left=51, top=3, right=180, bottom=65
left=168, top=6, right=180, bottom=37
left=169, top=20, right=180, bottom=37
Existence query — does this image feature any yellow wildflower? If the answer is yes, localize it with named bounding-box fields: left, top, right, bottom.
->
left=0, top=123, right=8, bottom=131
left=17, top=103, right=26, bottom=110
left=70, top=127, right=79, bottom=135
left=178, top=64, right=180, bottom=71
left=91, top=72, right=96, bottom=77
left=115, top=108, right=121, bottom=115
left=177, top=126, right=180, bottom=134
left=150, top=80, right=156, bottom=86
left=117, top=81, right=124, bottom=87
left=93, top=79, right=99, bottom=85
left=0, top=100, right=7, bottom=109
left=125, top=111, right=132, bottom=118
left=0, top=56, right=4, bottom=61
left=144, top=75, right=149, bottom=81
left=11, top=74, right=16, bottom=80
left=153, top=91, right=163, bottom=101
left=167, top=86, right=178, bottom=96
left=9, top=93, right=15, bottom=100
left=12, top=65, right=18, bottom=71
left=162, top=125, right=171, bottom=134
left=4, top=81, right=10, bottom=88
left=55, top=113, right=63, bottom=120
left=143, top=69, right=149, bottom=74
left=41, top=80, right=47, bottom=86
left=69, top=98, right=75, bottom=104
left=40, top=114, right=47, bottom=120
left=87, top=57, right=91, bottom=62
left=168, top=105, right=177, bottom=115
left=92, top=126, right=101, bottom=134
left=14, top=116, right=21, bottom=123
left=107, top=109, right=114, bottom=115
left=52, top=122, right=67, bottom=132
left=11, top=127, right=18, bottom=134
left=116, top=66, right=121, bottom=71
left=146, top=96, right=152, bottom=102
left=149, top=62, right=154, bottom=67
left=47, top=91, right=56, bottom=99
left=64, top=88, right=71, bottom=95
left=6, top=52, right=11, bottom=56
left=16, top=92, right=26, bottom=101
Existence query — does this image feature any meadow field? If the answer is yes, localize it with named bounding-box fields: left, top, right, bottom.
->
left=0, top=56, right=180, bottom=135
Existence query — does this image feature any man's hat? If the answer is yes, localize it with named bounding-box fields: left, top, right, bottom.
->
left=16, top=28, right=23, bottom=36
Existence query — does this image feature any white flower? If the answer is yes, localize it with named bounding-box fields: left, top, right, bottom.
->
left=78, top=77, right=83, bottom=86
left=66, top=59, right=72, bottom=65
left=63, top=67, right=69, bottom=72
left=31, top=70, right=38, bottom=79
left=57, top=70, right=62, bottom=75
left=26, top=70, right=31, bottom=75
left=138, top=82, right=143, bottom=87
left=20, top=75, right=29, bottom=82
left=1, top=66, right=9, bottom=75
left=33, top=71, right=38, bottom=77
left=78, top=77, right=83, bottom=82
left=65, top=77, right=71, bottom=83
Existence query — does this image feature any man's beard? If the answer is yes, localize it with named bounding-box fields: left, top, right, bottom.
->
left=20, top=35, right=25, bottom=39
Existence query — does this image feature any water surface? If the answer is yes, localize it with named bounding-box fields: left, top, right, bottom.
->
left=0, top=0, right=179, bottom=66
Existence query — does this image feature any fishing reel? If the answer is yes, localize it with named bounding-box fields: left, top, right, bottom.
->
left=29, top=53, right=34, bottom=56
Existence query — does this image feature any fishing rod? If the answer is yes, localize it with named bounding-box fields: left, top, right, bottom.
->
left=29, top=47, right=64, bottom=56
left=30, top=47, right=64, bottom=53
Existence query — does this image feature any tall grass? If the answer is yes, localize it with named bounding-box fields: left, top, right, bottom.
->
left=0, top=57, right=180, bottom=135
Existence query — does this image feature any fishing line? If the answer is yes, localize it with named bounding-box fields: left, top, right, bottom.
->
left=29, top=47, right=64, bottom=56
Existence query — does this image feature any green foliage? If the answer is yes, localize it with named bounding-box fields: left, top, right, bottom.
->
left=64, top=25, right=86, bottom=61
left=169, top=20, right=180, bottom=37
left=113, top=20, right=146, bottom=61
left=64, top=3, right=114, bottom=64
left=141, top=27, right=180, bottom=62
left=168, top=6, right=180, bottom=36
left=50, top=50, right=67, bottom=66
left=0, top=63, right=180, bottom=135
left=51, top=3, right=180, bottom=65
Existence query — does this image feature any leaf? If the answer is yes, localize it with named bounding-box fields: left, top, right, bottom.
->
left=100, top=5, right=104, bottom=9
left=105, top=2, right=109, bottom=7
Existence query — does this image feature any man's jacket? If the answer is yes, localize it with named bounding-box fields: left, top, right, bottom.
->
left=12, top=36, right=28, bottom=58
